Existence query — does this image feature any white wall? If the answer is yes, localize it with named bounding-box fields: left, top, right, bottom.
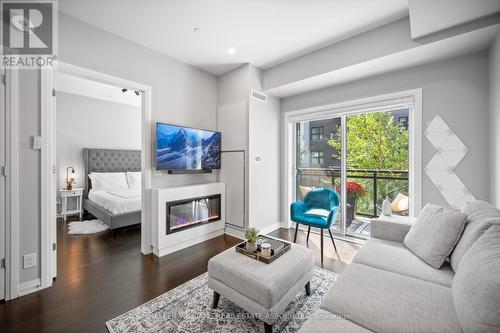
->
left=218, top=64, right=251, bottom=105
left=248, top=95, right=281, bottom=229
left=56, top=92, right=141, bottom=195
left=15, top=12, right=218, bottom=285
left=409, top=0, right=500, bottom=39
left=217, top=64, right=282, bottom=232
left=490, top=32, right=500, bottom=207
left=58, top=13, right=219, bottom=188
left=18, top=69, right=41, bottom=283
left=247, top=66, right=282, bottom=229
left=281, top=51, right=490, bottom=208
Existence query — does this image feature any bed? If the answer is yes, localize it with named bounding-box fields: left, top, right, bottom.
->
left=83, top=148, right=142, bottom=230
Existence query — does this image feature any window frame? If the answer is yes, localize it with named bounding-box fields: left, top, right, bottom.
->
left=282, top=89, right=422, bottom=232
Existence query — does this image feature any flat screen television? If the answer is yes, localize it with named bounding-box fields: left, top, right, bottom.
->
left=156, top=123, right=221, bottom=170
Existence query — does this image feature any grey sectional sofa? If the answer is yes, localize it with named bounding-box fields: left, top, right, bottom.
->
left=300, top=200, right=500, bottom=333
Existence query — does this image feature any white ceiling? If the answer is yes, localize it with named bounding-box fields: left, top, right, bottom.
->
left=58, top=0, right=409, bottom=75
left=55, top=72, right=142, bottom=107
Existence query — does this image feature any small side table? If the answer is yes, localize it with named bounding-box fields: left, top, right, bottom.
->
left=60, top=188, right=83, bottom=222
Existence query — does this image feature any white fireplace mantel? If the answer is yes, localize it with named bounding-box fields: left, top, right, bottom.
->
left=151, top=182, right=226, bottom=257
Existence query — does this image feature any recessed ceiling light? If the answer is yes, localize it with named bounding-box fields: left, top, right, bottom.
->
left=227, top=48, right=237, bottom=55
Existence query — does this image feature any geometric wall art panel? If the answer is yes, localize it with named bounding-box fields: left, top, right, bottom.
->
left=424, top=115, right=475, bottom=209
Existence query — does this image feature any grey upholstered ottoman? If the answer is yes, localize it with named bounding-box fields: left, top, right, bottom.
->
left=208, top=243, right=313, bottom=333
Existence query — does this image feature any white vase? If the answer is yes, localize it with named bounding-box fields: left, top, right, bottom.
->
left=246, top=242, right=257, bottom=252
left=382, top=197, right=392, bottom=216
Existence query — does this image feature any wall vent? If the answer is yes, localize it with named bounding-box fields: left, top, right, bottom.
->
left=251, top=89, right=267, bottom=103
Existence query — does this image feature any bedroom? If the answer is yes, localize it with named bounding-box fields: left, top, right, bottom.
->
left=54, top=71, right=143, bottom=271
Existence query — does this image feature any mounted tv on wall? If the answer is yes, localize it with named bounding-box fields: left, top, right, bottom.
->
left=155, top=122, right=221, bottom=171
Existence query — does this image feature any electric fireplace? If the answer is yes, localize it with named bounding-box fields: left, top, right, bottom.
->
left=166, top=194, right=221, bottom=234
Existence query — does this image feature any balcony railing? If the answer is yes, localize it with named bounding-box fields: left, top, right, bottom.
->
left=296, top=167, right=409, bottom=218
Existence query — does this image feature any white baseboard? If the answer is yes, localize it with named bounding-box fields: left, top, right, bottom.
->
left=258, top=222, right=283, bottom=236
left=18, top=278, right=42, bottom=297
left=153, top=229, right=224, bottom=257
left=224, top=225, right=245, bottom=239
left=225, top=222, right=284, bottom=240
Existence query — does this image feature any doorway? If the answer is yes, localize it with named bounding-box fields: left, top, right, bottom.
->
left=1, top=68, right=6, bottom=301
left=40, top=63, right=152, bottom=289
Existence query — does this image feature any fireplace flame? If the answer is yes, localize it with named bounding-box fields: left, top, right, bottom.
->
left=170, top=215, right=220, bottom=230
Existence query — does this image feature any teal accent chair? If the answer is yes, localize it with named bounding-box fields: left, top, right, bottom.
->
left=290, top=188, right=340, bottom=264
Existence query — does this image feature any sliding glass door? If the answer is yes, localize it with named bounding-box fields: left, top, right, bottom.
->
left=295, top=117, right=344, bottom=233
left=344, top=108, right=410, bottom=238
left=293, top=106, right=411, bottom=240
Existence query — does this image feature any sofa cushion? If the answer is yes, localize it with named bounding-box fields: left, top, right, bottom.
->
left=207, top=244, right=313, bottom=309
left=353, top=238, right=454, bottom=287
left=298, top=309, right=371, bottom=333
left=452, top=225, right=500, bottom=332
left=370, top=217, right=413, bottom=242
left=322, top=263, right=461, bottom=333
left=450, top=200, right=500, bottom=272
left=404, top=203, right=467, bottom=268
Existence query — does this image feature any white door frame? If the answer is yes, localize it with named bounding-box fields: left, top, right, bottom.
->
left=40, top=62, right=152, bottom=290
left=1, top=68, right=6, bottom=301
left=2, top=67, right=20, bottom=300
left=282, top=89, right=423, bottom=234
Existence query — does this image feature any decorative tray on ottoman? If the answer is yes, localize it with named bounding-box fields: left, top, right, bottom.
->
left=235, top=235, right=291, bottom=264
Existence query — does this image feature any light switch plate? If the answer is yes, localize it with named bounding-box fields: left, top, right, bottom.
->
left=23, top=253, right=37, bottom=269
left=32, top=136, right=42, bottom=150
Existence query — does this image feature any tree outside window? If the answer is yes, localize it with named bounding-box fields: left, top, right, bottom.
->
left=328, top=110, right=409, bottom=215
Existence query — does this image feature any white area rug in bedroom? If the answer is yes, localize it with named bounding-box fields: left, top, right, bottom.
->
left=105, top=267, right=337, bottom=333
left=68, top=219, right=109, bottom=235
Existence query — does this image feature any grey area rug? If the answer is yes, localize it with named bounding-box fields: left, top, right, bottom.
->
left=106, top=267, right=337, bottom=333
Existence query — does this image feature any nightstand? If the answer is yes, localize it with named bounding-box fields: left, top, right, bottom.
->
left=60, top=188, right=84, bottom=222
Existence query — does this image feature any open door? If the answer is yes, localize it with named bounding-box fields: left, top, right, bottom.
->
left=51, top=89, right=57, bottom=280
left=49, top=75, right=57, bottom=280
left=0, top=68, right=6, bottom=300
left=41, top=68, right=57, bottom=282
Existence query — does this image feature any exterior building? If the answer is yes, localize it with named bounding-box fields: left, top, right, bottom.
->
left=298, top=108, right=409, bottom=169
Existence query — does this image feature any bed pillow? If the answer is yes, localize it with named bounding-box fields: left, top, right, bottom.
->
left=126, top=172, right=142, bottom=190
left=89, top=172, right=129, bottom=191
left=404, top=203, right=467, bottom=269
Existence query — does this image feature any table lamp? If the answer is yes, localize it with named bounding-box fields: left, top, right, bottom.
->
left=66, top=167, right=76, bottom=190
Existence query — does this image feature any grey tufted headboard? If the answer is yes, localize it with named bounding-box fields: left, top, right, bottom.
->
left=83, top=148, right=141, bottom=197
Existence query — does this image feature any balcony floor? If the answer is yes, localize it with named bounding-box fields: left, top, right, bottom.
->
left=346, top=218, right=371, bottom=237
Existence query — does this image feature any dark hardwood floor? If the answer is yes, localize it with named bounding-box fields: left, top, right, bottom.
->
left=0, top=218, right=241, bottom=333
left=0, top=221, right=361, bottom=333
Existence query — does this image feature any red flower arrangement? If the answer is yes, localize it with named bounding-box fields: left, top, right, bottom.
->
left=336, top=181, right=367, bottom=199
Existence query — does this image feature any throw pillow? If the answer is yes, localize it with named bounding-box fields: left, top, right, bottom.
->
left=452, top=225, right=500, bottom=332
left=404, top=203, right=467, bottom=269
left=450, top=200, right=500, bottom=272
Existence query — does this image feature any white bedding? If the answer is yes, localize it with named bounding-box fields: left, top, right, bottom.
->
left=88, top=189, right=141, bottom=215
left=106, top=190, right=141, bottom=199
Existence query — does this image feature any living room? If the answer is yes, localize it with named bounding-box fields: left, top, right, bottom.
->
left=1, top=1, right=500, bottom=332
